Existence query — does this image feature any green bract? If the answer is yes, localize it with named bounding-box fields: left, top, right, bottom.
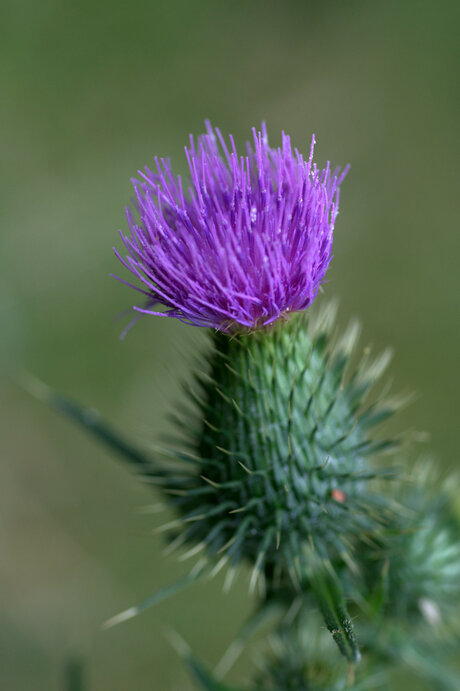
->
left=164, top=308, right=397, bottom=591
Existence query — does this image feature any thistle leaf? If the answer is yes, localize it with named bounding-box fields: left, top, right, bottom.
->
left=103, top=562, right=206, bottom=629
left=21, top=374, right=159, bottom=477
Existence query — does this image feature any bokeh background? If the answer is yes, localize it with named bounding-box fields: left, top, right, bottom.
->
left=1, top=1, right=459, bottom=689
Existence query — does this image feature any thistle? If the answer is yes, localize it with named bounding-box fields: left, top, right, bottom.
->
left=113, top=124, right=373, bottom=658
left=33, top=123, right=459, bottom=689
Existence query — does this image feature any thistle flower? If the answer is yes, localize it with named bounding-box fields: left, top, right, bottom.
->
left=114, top=122, right=348, bottom=331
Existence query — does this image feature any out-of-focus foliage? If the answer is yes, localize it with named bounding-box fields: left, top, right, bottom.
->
left=1, top=1, right=458, bottom=689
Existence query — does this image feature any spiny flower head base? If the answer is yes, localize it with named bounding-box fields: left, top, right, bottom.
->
left=115, top=123, right=349, bottom=331
left=161, top=307, right=398, bottom=591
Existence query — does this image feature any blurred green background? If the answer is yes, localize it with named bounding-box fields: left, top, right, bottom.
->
left=1, top=1, right=458, bottom=689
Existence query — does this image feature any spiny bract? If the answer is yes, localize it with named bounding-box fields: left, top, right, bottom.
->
left=358, top=463, right=460, bottom=628
left=161, top=307, right=398, bottom=589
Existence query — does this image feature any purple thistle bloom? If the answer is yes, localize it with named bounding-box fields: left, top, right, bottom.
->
left=114, top=122, right=349, bottom=332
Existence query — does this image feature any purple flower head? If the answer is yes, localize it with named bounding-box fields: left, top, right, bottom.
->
left=114, top=122, right=349, bottom=333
